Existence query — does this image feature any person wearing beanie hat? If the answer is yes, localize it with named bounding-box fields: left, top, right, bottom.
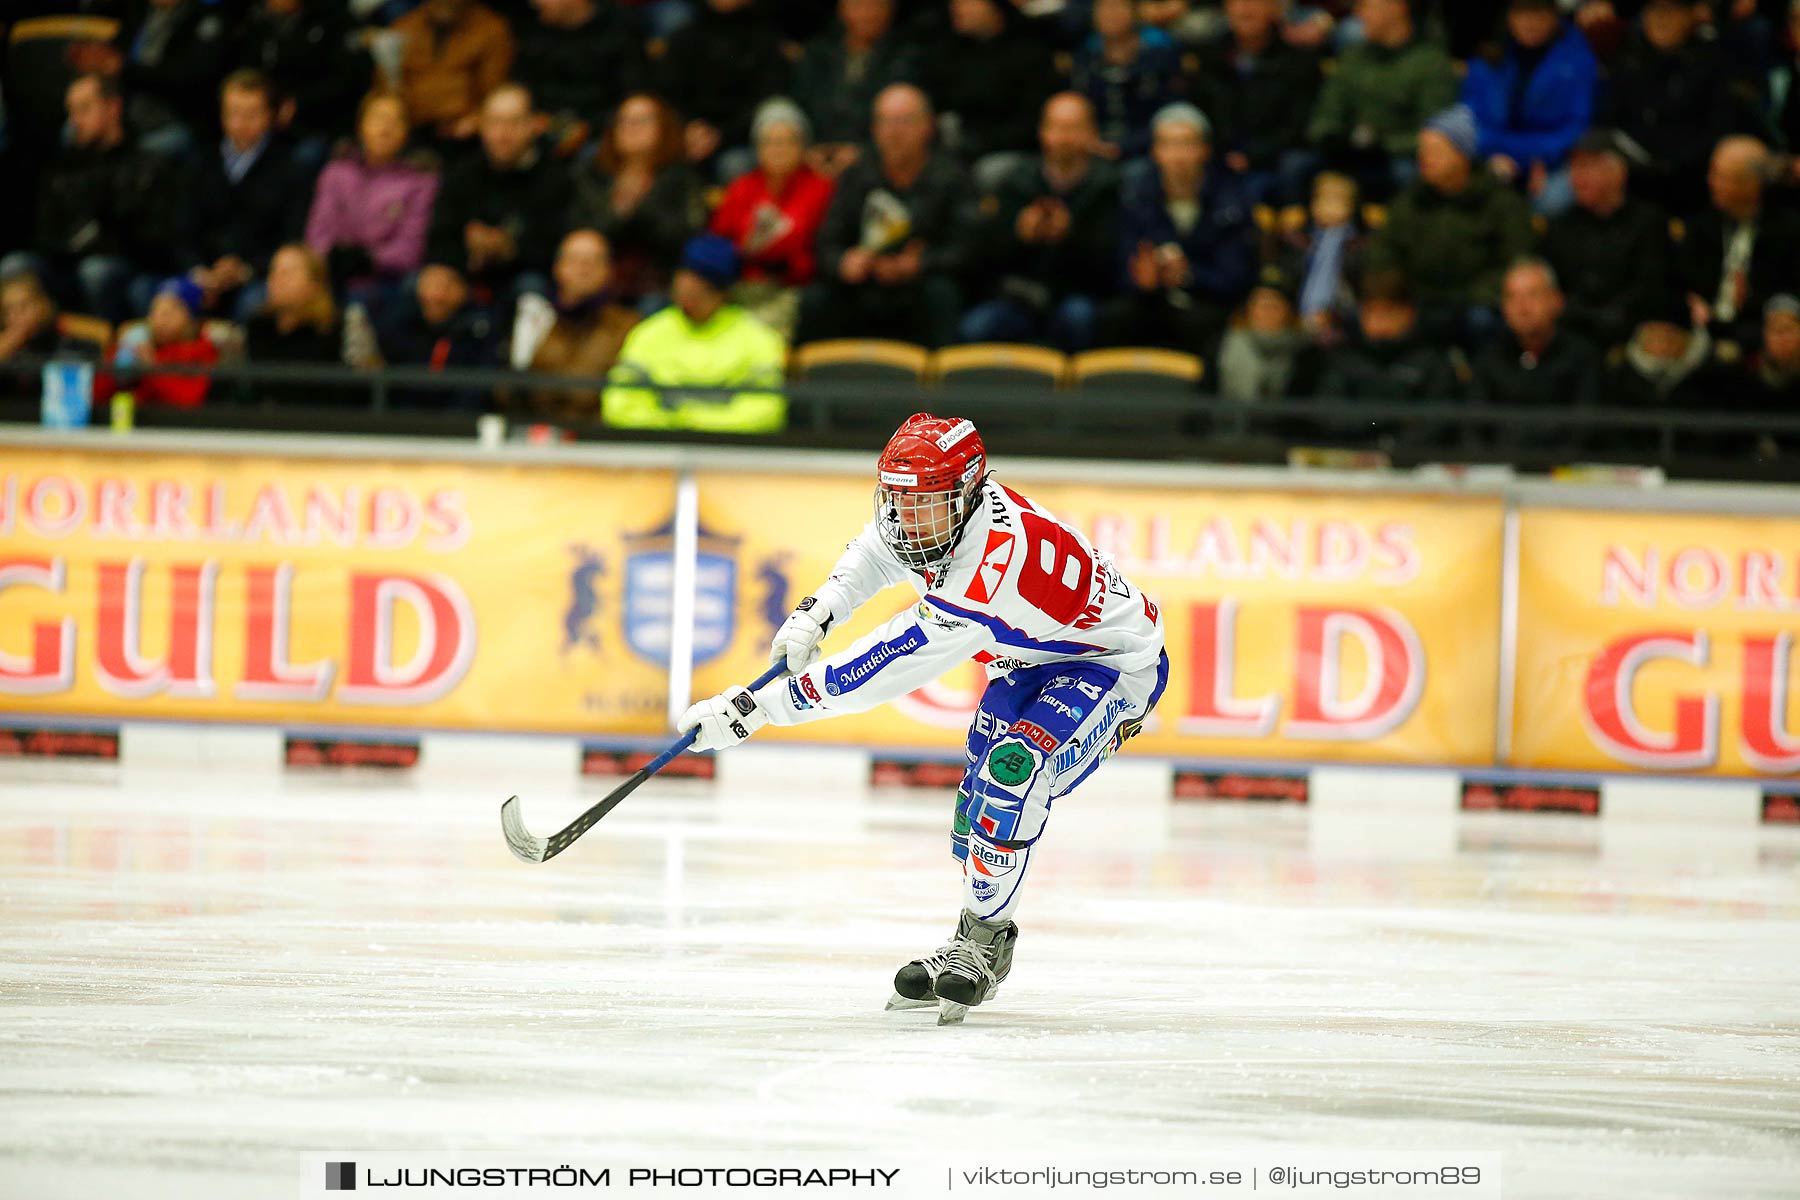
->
left=1459, top=0, right=1598, bottom=218
left=603, top=234, right=787, bottom=433
left=1422, top=104, right=1479, bottom=164
left=1365, top=102, right=1533, bottom=351
left=101, top=275, right=221, bottom=411
left=710, top=96, right=837, bottom=340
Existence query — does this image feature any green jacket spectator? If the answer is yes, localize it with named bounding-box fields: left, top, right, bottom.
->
left=1306, top=4, right=1457, bottom=162
left=603, top=236, right=787, bottom=433
left=1370, top=108, right=1534, bottom=311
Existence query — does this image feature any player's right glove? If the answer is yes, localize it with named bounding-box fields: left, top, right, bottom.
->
left=769, top=595, right=833, bottom=672
left=678, top=685, right=769, bottom=753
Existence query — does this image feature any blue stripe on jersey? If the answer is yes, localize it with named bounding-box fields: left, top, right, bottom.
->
left=924, top=596, right=1103, bottom=656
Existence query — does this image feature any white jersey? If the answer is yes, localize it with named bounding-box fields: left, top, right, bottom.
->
left=756, top=480, right=1166, bottom=726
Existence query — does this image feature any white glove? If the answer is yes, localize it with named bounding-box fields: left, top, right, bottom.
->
left=677, top=685, right=769, bottom=753
left=769, top=595, right=834, bottom=672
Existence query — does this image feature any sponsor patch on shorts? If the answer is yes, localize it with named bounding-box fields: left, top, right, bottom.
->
left=982, top=737, right=1039, bottom=790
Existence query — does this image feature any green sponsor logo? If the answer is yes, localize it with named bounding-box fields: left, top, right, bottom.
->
left=985, top=739, right=1036, bottom=787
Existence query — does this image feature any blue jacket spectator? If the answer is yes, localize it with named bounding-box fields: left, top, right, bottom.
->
left=1069, top=0, right=1187, bottom=161
left=1460, top=1, right=1597, bottom=215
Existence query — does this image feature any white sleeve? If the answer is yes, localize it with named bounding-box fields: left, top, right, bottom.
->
left=808, top=521, right=914, bottom=627
left=755, top=597, right=994, bottom=725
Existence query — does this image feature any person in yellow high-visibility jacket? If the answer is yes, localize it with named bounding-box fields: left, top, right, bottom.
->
left=602, top=235, right=788, bottom=432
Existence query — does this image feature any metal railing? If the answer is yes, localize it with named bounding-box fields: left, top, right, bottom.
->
left=5, top=355, right=1799, bottom=483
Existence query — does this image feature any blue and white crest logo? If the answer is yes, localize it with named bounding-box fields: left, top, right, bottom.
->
left=622, top=517, right=740, bottom=668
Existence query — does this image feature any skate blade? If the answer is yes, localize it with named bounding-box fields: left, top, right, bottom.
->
left=885, top=992, right=937, bottom=1011
left=936, top=1000, right=971, bottom=1026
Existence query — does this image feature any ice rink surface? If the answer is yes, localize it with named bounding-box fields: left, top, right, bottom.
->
left=3, top=746, right=1800, bottom=1200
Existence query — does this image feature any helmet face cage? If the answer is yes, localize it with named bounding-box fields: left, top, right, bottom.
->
left=874, top=465, right=983, bottom=574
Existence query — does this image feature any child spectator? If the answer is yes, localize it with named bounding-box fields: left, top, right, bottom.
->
left=1277, top=170, right=1365, bottom=342
left=0, top=272, right=107, bottom=403
left=1216, top=268, right=1318, bottom=404
left=107, top=277, right=220, bottom=410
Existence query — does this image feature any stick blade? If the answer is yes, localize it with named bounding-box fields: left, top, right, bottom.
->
left=500, top=795, right=550, bottom=863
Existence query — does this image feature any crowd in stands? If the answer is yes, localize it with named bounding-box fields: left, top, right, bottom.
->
left=0, top=0, right=1796, bottom=458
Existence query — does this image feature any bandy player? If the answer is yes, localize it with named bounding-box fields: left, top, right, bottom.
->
left=678, top=414, right=1168, bottom=1023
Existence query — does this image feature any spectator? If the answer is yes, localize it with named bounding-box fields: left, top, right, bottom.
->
left=960, top=93, right=1119, bottom=352
left=1136, top=0, right=1213, bottom=48
left=105, top=277, right=219, bottom=411
left=513, top=0, right=648, bottom=152
left=0, top=272, right=107, bottom=403
left=660, top=0, right=794, bottom=178
left=1599, top=0, right=1746, bottom=213
left=511, top=229, right=641, bottom=423
left=615, top=0, right=698, bottom=40
left=305, top=92, right=441, bottom=313
left=1100, top=103, right=1255, bottom=356
left=1470, top=258, right=1601, bottom=452
left=1539, top=128, right=1673, bottom=351
left=188, top=71, right=313, bottom=323
left=569, top=93, right=707, bottom=309
left=1460, top=0, right=1598, bottom=218
left=921, top=0, right=1058, bottom=173
left=373, top=263, right=497, bottom=410
left=1602, top=291, right=1717, bottom=452
left=1677, top=136, right=1800, bottom=349
left=243, top=243, right=348, bottom=406
left=100, top=0, right=233, bottom=157
left=427, top=84, right=569, bottom=311
left=794, top=0, right=922, bottom=176
left=1738, top=293, right=1800, bottom=459
left=232, top=0, right=371, bottom=165
left=603, top=235, right=787, bottom=432
left=1276, top=170, right=1366, bottom=342
left=1306, top=0, right=1458, bottom=200
left=392, top=0, right=515, bottom=150
left=709, top=99, right=836, bottom=340
left=1216, top=268, right=1318, bottom=404
left=1369, top=105, right=1534, bottom=350
left=1193, top=0, right=1322, bottom=206
left=1314, top=269, right=1461, bottom=447
left=1069, top=0, right=1187, bottom=163
left=1, top=75, right=187, bottom=323
left=800, top=84, right=976, bottom=348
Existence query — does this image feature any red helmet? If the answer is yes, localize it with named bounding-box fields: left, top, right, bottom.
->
left=873, top=413, right=988, bottom=572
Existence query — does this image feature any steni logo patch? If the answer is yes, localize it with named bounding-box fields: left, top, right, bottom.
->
left=968, top=839, right=1019, bottom=877
left=964, top=529, right=1016, bottom=603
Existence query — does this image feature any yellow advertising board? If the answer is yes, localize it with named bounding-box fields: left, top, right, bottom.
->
left=1512, top=509, right=1800, bottom=776
left=693, top=472, right=1504, bottom=766
left=0, top=448, right=675, bottom=734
